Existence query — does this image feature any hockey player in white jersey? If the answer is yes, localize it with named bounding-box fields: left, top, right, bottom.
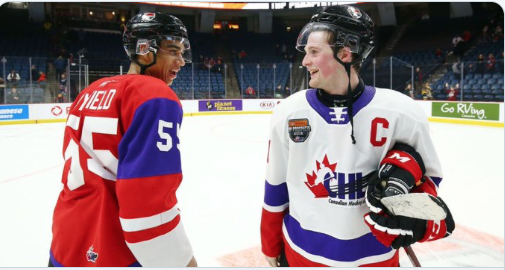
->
left=260, top=5, right=454, bottom=267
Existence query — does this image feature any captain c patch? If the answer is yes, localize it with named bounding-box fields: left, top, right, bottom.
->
left=288, top=119, right=311, bottom=143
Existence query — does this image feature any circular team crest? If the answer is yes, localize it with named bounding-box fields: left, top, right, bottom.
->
left=51, top=106, right=62, bottom=116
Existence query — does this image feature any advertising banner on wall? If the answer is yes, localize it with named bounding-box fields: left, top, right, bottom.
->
left=432, top=102, right=500, bottom=121
left=198, top=100, right=242, bottom=112
left=242, top=99, right=282, bottom=111
left=29, top=103, right=72, bottom=120
left=0, top=105, right=29, bottom=121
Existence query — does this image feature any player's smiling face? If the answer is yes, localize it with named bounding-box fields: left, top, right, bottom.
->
left=146, top=39, right=186, bottom=85
left=302, top=31, right=340, bottom=91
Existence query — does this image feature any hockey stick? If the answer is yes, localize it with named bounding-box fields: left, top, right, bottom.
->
left=404, top=246, right=421, bottom=267
left=380, top=193, right=448, bottom=267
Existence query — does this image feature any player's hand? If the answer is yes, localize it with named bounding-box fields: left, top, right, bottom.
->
left=364, top=212, right=426, bottom=249
left=265, top=255, right=280, bottom=267
left=186, top=256, right=197, bottom=267
left=366, top=143, right=426, bottom=213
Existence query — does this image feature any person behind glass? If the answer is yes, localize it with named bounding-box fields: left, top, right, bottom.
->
left=404, top=83, right=413, bottom=98
left=38, top=71, right=47, bottom=89
left=486, top=53, right=496, bottom=73
left=49, top=12, right=197, bottom=267
left=421, top=82, right=433, bottom=100
left=54, top=55, right=66, bottom=81
left=7, top=69, right=20, bottom=87
left=447, top=84, right=458, bottom=101
left=245, top=85, right=256, bottom=96
left=414, top=66, right=422, bottom=95
left=59, top=73, right=67, bottom=93
left=55, top=93, right=65, bottom=103
left=260, top=5, right=454, bottom=267
left=31, top=65, right=39, bottom=82
left=7, top=87, right=20, bottom=103
left=476, top=54, right=486, bottom=74
left=285, top=86, right=291, bottom=97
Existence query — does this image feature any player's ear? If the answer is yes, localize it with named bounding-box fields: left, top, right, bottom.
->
left=340, top=47, right=353, bottom=63
left=136, top=52, right=155, bottom=66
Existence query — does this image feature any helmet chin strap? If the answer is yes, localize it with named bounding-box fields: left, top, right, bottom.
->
left=132, top=53, right=158, bottom=75
left=334, top=52, right=360, bottom=145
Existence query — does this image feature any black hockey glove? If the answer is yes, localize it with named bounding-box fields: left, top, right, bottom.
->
left=365, top=143, right=426, bottom=214
left=364, top=194, right=454, bottom=249
left=364, top=212, right=426, bottom=249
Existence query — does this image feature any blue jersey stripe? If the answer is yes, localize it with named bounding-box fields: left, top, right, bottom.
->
left=430, top=176, right=442, bottom=187
left=264, top=180, right=289, bottom=207
left=118, top=98, right=182, bottom=179
left=284, top=214, right=392, bottom=262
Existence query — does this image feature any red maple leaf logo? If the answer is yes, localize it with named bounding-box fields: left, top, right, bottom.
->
left=304, top=154, right=338, bottom=198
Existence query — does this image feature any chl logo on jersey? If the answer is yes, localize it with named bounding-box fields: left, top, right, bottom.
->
left=86, top=245, right=98, bottom=263
left=304, top=154, right=366, bottom=204
left=288, top=118, right=311, bottom=143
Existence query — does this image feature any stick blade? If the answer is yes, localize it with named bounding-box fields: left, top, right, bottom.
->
left=381, top=193, right=447, bottom=220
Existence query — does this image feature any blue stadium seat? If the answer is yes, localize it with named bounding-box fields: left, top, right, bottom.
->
left=473, top=94, right=483, bottom=101
left=483, top=95, right=494, bottom=101
left=474, top=74, right=482, bottom=79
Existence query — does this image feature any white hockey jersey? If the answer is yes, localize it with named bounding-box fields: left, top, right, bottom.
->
left=261, top=85, right=443, bottom=267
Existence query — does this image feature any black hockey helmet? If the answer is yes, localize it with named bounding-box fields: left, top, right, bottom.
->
left=123, top=12, right=192, bottom=73
left=296, top=4, right=375, bottom=63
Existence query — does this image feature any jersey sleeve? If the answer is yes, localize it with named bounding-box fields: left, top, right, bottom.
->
left=261, top=107, right=290, bottom=257
left=116, top=96, right=193, bottom=267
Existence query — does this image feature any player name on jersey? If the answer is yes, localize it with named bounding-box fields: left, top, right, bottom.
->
left=76, top=89, right=117, bottom=111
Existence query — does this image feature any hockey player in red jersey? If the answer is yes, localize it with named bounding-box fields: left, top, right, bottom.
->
left=49, top=12, right=197, bottom=267
left=260, top=5, right=454, bottom=267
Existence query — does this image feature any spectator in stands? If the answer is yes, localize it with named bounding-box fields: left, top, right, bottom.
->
left=414, top=67, right=423, bottom=95
left=404, top=83, right=413, bottom=98
left=493, top=26, right=503, bottom=41
left=38, top=71, right=47, bottom=89
left=486, top=53, right=496, bottom=73
left=476, top=54, right=486, bottom=74
left=54, top=55, right=66, bottom=80
left=31, top=65, right=39, bottom=82
left=452, top=34, right=463, bottom=48
left=435, top=48, right=443, bottom=59
left=276, top=84, right=282, bottom=95
left=452, top=61, right=462, bottom=81
left=421, top=82, right=433, bottom=100
left=284, top=86, right=291, bottom=97
left=59, top=73, right=67, bottom=93
left=55, top=93, right=65, bottom=103
left=446, top=85, right=458, bottom=101
left=7, top=69, right=20, bottom=87
left=245, top=85, right=256, bottom=97
left=462, top=30, right=471, bottom=42
left=482, top=25, right=489, bottom=42
left=7, top=87, right=20, bottom=104
left=238, top=50, right=247, bottom=60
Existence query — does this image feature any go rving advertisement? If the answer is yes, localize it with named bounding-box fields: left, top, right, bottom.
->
left=432, top=102, right=499, bottom=121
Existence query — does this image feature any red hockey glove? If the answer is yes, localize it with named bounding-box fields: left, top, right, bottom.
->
left=364, top=185, right=455, bottom=249
left=365, top=143, right=426, bottom=214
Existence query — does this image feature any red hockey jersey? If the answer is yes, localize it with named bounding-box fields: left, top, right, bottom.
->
left=50, top=74, right=193, bottom=267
